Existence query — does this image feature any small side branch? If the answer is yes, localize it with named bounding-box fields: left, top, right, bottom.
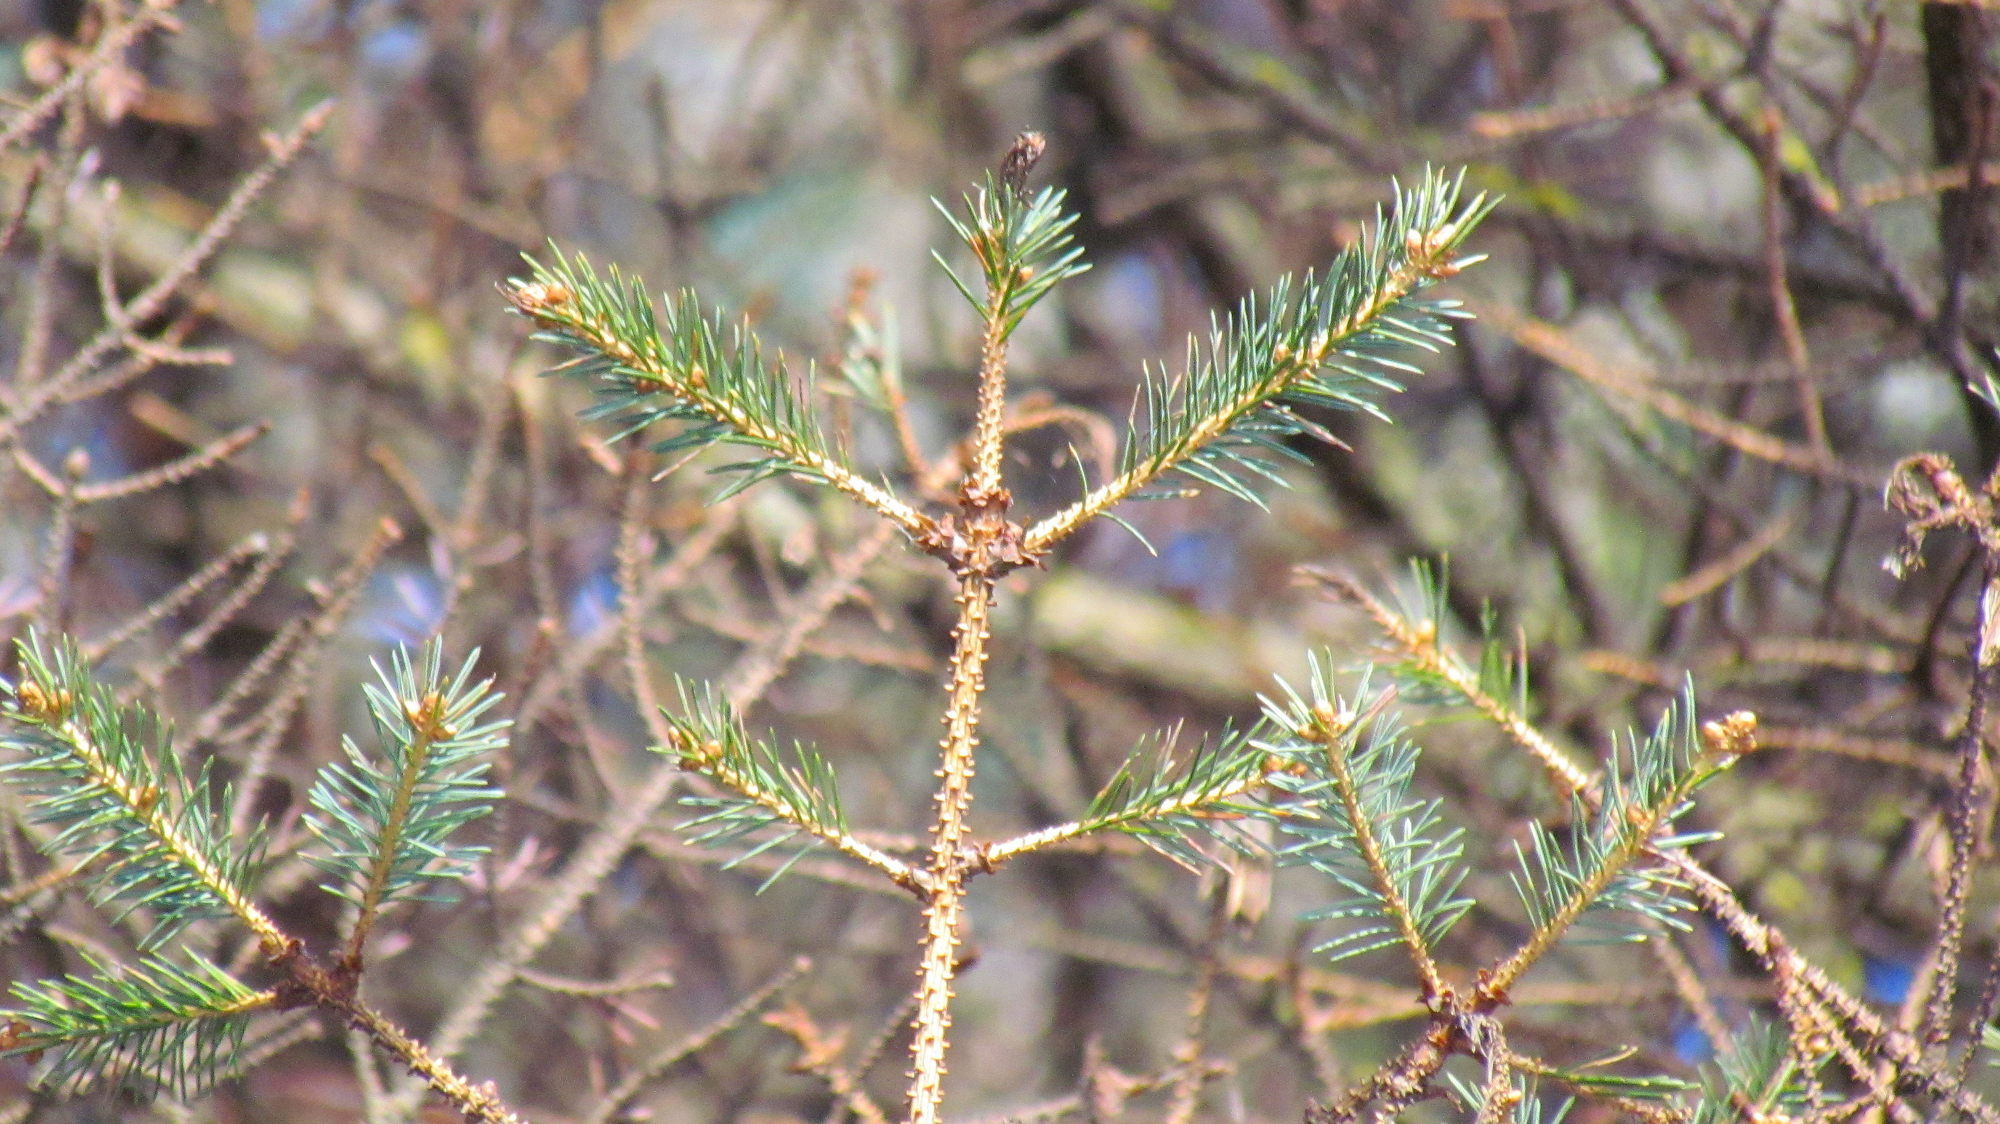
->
left=582, top=956, right=810, bottom=1124
left=976, top=731, right=1277, bottom=870
left=1303, top=568, right=1594, bottom=799
left=4, top=639, right=287, bottom=954
left=665, top=688, right=929, bottom=898
left=506, top=259, right=933, bottom=541
left=1024, top=174, right=1491, bottom=554
left=1307, top=708, right=1450, bottom=1001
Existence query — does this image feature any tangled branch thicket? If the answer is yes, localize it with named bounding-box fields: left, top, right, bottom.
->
left=7, top=2, right=2000, bottom=1124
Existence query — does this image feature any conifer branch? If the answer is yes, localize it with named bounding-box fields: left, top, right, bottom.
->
left=933, top=132, right=1086, bottom=499
left=904, top=134, right=1085, bottom=1124
left=1262, top=662, right=1469, bottom=1000
left=505, top=250, right=931, bottom=538
left=1301, top=568, right=1985, bottom=1123
left=304, top=642, right=508, bottom=968
left=0, top=633, right=284, bottom=953
left=0, top=953, right=274, bottom=1100
left=662, top=681, right=928, bottom=897
left=1482, top=692, right=1728, bottom=998
left=1022, top=172, right=1493, bottom=554
left=978, top=724, right=1279, bottom=870
left=1303, top=564, right=1594, bottom=798
left=0, top=635, right=532, bottom=1124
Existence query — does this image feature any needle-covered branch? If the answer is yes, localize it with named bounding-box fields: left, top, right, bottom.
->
left=979, top=723, right=1280, bottom=870
left=661, top=680, right=928, bottom=897
left=1262, top=662, right=1470, bottom=1000
left=0, top=632, right=283, bottom=953
left=0, top=635, right=532, bottom=1124
left=1024, top=171, right=1494, bottom=554
left=1484, top=691, right=1732, bottom=997
left=1687, top=1019, right=1827, bottom=1124
left=1305, top=564, right=1594, bottom=798
left=506, top=249, right=931, bottom=538
left=304, top=641, right=508, bottom=966
left=933, top=132, right=1089, bottom=498
left=0, top=953, right=274, bottom=1100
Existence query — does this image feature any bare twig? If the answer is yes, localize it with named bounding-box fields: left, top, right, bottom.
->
left=2, top=100, right=334, bottom=445
left=1468, top=301, right=1871, bottom=486
left=0, top=8, right=176, bottom=152
left=83, top=528, right=272, bottom=661
left=1758, top=105, right=1828, bottom=454
left=581, top=956, right=811, bottom=1124
left=765, top=1001, right=894, bottom=1124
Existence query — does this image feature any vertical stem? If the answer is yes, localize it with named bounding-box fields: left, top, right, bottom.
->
left=1920, top=552, right=2000, bottom=1047
left=907, top=134, right=1041, bottom=1123
left=907, top=573, right=994, bottom=1124
left=341, top=700, right=441, bottom=971
left=968, top=313, right=1011, bottom=500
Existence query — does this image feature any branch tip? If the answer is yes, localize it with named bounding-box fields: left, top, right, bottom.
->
left=1001, top=132, right=1047, bottom=200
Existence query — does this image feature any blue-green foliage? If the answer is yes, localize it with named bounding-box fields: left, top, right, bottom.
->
left=3, top=953, right=262, bottom=1099
left=1391, top=559, right=1530, bottom=716
left=1442, top=1071, right=1576, bottom=1124
left=0, top=633, right=262, bottom=949
left=1509, top=689, right=1717, bottom=943
left=1113, top=171, right=1494, bottom=510
left=514, top=248, right=847, bottom=501
left=664, top=679, right=852, bottom=892
left=932, top=175, right=1089, bottom=334
left=1690, top=1019, right=1827, bottom=1124
left=305, top=641, right=507, bottom=911
left=1077, top=722, right=1272, bottom=870
left=1262, top=661, right=1473, bottom=964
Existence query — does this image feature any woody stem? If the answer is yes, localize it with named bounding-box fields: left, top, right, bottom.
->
left=904, top=573, right=993, bottom=1124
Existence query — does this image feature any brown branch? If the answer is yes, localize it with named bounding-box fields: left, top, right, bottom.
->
left=1468, top=301, right=1873, bottom=487
left=83, top=527, right=272, bottom=661
left=1659, top=511, right=1795, bottom=607
left=1757, top=106, right=1828, bottom=454
left=581, top=956, right=811, bottom=1124
left=0, top=8, right=177, bottom=152
left=765, top=1002, right=893, bottom=1124
left=1, top=100, right=334, bottom=446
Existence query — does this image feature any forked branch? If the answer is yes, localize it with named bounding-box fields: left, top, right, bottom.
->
left=0, top=637, right=526, bottom=1124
